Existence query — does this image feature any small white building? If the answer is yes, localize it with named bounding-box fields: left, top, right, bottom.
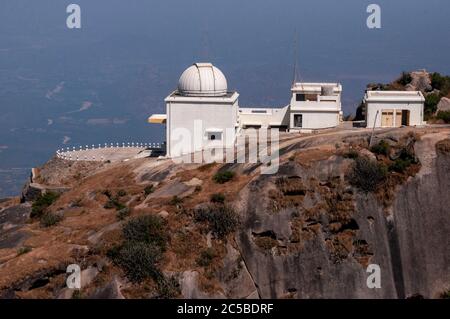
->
left=364, top=91, right=425, bottom=128
left=289, top=82, right=342, bottom=130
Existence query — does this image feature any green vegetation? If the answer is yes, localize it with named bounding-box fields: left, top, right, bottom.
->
left=210, top=193, right=225, bottom=204
left=117, top=189, right=127, bottom=197
left=213, top=170, right=235, bottom=184
left=104, top=198, right=126, bottom=210
left=389, top=148, right=418, bottom=173
left=370, top=140, right=391, bottom=156
left=122, top=215, right=168, bottom=250
left=156, top=275, right=180, bottom=299
left=194, top=205, right=239, bottom=239
left=108, top=241, right=162, bottom=282
left=196, top=248, right=217, bottom=267
left=17, top=246, right=32, bottom=256
left=144, top=184, right=154, bottom=195
left=436, top=111, right=450, bottom=123
left=108, top=215, right=169, bottom=283
left=40, top=212, right=63, bottom=227
left=116, top=207, right=130, bottom=220
left=425, top=93, right=441, bottom=117
left=169, top=195, right=183, bottom=206
left=431, top=72, right=450, bottom=96
left=398, top=71, right=412, bottom=86
left=30, top=192, right=60, bottom=218
left=348, top=157, right=388, bottom=192
left=343, top=149, right=359, bottom=159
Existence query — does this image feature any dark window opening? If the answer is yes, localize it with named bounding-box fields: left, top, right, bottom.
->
left=294, top=114, right=303, bottom=128
left=296, top=94, right=306, bottom=101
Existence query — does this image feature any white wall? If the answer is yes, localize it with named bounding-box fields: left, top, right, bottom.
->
left=366, top=101, right=424, bottom=128
left=290, top=111, right=340, bottom=129
left=167, top=100, right=238, bottom=157
left=239, top=106, right=289, bottom=128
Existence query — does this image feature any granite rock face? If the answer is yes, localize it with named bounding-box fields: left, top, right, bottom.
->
left=234, top=132, right=450, bottom=299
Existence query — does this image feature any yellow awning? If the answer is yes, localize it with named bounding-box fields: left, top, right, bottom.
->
left=148, top=114, right=167, bottom=124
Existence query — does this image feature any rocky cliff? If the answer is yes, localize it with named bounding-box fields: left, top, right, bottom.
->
left=0, top=127, right=449, bottom=299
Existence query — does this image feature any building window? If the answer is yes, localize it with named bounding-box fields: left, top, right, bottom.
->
left=294, top=114, right=303, bottom=128
left=296, top=94, right=306, bottom=101
left=208, top=132, right=222, bottom=141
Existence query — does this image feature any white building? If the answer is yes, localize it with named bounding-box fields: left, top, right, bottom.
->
left=149, top=62, right=343, bottom=158
left=364, top=91, right=425, bottom=128
left=289, top=82, right=342, bottom=130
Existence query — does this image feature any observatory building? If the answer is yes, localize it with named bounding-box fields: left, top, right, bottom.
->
left=149, top=63, right=343, bottom=158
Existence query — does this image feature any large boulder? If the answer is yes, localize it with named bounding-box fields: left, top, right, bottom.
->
left=436, top=97, right=450, bottom=113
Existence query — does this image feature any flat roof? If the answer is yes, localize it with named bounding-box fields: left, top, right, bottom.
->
left=165, top=91, right=239, bottom=103
left=364, top=90, right=425, bottom=102
left=291, top=82, right=342, bottom=93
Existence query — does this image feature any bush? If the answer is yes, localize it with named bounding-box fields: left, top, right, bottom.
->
left=425, top=93, right=441, bottom=116
left=370, top=140, right=390, bottom=156
left=194, top=205, right=239, bottom=239
left=40, top=212, right=62, bottom=227
left=104, top=198, right=126, bottom=210
left=210, top=193, right=225, bottom=204
left=117, top=189, right=127, bottom=197
left=116, top=207, right=130, bottom=220
left=436, top=111, right=450, bottom=123
left=169, top=196, right=183, bottom=206
left=31, top=192, right=60, bottom=218
left=431, top=72, right=450, bottom=95
left=17, top=246, right=32, bottom=256
left=196, top=248, right=216, bottom=267
left=144, top=185, right=154, bottom=195
left=348, top=157, right=388, bottom=192
left=343, top=149, right=359, bottom=159
left=389, top=158, right=411, bottom=173
left=398, top=72, right=412, bottom=86
left=108, top=241, right=162, bottom=282
left=156, top=275, right=180, bottom=299
left=213, top=171, right=235, bottom=184
left=122, top=215, right=168, bottom=250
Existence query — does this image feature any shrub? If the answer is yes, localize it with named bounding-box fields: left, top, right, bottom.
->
left=425, top=93, right=441, bottom=116
left=436, top=111, right=450, bottom=123
left=398, top=72, right=412, bottom=86
left=117, top=189, right=127, bottom=197
left=348, top=157, right=388, bottom=192
left=343, top=149, right=359, bottom=159
left=116, top=207, right=130, bottom=220
left=31, top=192, right=59, bottom=218
left=389, top=158, right=411, bottom=173
left=104, top=198, right=126, bottom=210
left=122, top=215, right=168, bottom=250
left=431, top=72, right=450, bottom=95
left=144, top=185, right=154, bottom=195
left=17, top=246, right=32, bottom=256
left=108, top=241, right=162, bottom=282
left=370, top=140, right=390, bottom=156
left=102, top=189, right=112, bottom=198
left=196, top=248, right=216, bottom=267
left=194, top=205, right=239, bottom=239
left=156, top=275, right=180, bottom=299
left=169, top=196, right=183, bottom=206
left=40, top=212, right=62, bottom=227
left=213, top=171, right=235, bottom=184
left=210, top=193, right=225, bottom=204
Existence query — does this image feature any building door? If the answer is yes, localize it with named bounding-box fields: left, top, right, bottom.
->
left=294, top=114, right=303, bottom=128
left=401, top=110, right=410, bottom=126
left=395, top=111, right=402, bottom=127
left=381, top=110, right=394, bottom=127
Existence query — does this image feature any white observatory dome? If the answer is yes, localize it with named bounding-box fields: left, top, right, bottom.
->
left=178, top=63, right=228, bottom=97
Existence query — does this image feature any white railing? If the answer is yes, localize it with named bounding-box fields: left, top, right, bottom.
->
left=55, top=142, right=164, bottom=161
